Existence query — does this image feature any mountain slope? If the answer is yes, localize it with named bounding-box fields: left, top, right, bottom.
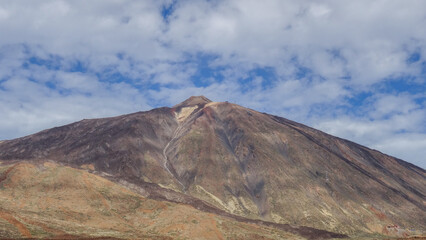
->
left=0, top=160, right=314, bottom=239
left=0, top=96, right=424, bottom=238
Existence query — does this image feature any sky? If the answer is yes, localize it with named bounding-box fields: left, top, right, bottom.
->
left=0, top=0, right=425, bottom=168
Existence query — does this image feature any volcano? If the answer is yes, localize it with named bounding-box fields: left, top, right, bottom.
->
left=0, top=96, right=424, bottom=239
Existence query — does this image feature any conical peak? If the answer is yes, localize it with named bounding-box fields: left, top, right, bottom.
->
left=173, top=96, right=212, bottom=108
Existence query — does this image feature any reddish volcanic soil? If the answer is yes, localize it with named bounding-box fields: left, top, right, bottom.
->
left=0, top=96, right=424, bottom=239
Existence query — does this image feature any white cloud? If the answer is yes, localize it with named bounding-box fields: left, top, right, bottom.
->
left=0, top=0, right=425, bottom=167
left=372, top=133, right=426, bottom=168
left=0, top=49, right=151, bottom=138
left=370, top=94, right=420, bottom=119
left=315, top=116, right=426, bottom=168
left=0, top=6, right=9, bottom=20
left=54, top=72, right=101, bottom=93
left=314, top=92, right=426, bottom=168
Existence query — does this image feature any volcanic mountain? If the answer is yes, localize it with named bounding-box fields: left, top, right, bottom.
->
left=0, top=96, right=424, bottom=239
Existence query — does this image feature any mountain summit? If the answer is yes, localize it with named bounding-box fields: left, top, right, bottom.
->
left=173, top=95, right=212, bottom=108
left=0, top=97, right=424, bottom=239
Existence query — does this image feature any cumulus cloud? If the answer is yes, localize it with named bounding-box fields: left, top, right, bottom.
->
left=314, top=92, right=426, bottom=167
left=0, top=0, right=425, bottom=167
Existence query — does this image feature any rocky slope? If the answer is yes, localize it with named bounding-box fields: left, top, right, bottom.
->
left=0, top=160, right=311, bottom=239
left=0, top=96, right=424, bottom=239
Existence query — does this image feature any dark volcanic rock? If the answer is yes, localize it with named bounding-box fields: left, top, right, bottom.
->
left=0, top=96, right=425, bottom=238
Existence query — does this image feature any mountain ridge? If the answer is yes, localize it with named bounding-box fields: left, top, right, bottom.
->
left=0, top=96, right=424, bottom=239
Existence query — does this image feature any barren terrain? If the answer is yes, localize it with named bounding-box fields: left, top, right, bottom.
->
left=0, top=96, right=424, bottom=239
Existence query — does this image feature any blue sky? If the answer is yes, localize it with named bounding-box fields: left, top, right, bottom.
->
left=0, top=0, right=425, bottom=168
